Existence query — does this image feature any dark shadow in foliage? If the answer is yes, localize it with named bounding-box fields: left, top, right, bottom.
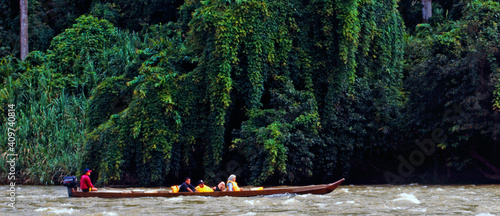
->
left=86, top=76, right=134, bottom=130
left=404, top=1, right=500, bottom=183
left=232, top=77, right=321, bottom=185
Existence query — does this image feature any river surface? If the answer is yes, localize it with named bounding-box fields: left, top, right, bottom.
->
left=1, top=184, right=499, bottom=215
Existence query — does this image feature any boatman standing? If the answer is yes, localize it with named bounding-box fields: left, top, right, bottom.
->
left=80, top=168, right=98, bottom=192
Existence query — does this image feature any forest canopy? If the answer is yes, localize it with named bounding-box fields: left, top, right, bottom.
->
left=1, top=0, right=500, bottom=186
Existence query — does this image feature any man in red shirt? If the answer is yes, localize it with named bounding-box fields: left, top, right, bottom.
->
left=80, top=169, right=98, bottom=192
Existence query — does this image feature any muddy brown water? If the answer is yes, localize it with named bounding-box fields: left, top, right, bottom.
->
left=1, top=184, right=499, bottom=215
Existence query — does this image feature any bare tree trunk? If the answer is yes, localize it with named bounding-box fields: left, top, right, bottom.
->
left=422, top=0, right=432, bottom=23
left=20, top=0, right=29, bottom=60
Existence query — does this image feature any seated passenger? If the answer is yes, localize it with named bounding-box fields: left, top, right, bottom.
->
left=227, top=174, right=242, bottom=191
left=195, top=180, right=214, bottom=192
left=179, top=177, right=196, bottom=192
left=80, top=168, right=98, bottom=192
left=214, top=181, right=225, bottom=191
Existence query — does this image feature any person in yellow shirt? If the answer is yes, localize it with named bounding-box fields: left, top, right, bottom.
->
left=195, top=180, right=215, bottom=192
left=227, top=174, right=243, bottom=191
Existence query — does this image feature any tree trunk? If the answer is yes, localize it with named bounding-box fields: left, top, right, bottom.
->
left=422, top=0, right=432, bottom=23
left=20, top=0, right=29, bottom=60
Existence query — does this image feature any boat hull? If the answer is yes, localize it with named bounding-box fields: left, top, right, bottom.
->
left=68, top=178, right=345, bottom=198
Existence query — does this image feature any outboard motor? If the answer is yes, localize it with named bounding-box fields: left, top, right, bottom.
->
left=62, top=176, right=78, bottom=197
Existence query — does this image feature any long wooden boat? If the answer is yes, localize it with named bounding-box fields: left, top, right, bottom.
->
left=63, top=178, right=345, bottom=198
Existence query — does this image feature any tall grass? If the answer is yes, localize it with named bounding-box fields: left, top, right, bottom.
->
left=0, top=67, right=86, bottom=184
left=0, top=26, right=143, bottom=185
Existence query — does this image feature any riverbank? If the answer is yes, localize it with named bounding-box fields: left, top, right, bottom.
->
left=2, top=167, right=499, bottom=186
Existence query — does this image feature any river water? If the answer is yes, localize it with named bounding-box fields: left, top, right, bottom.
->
left=2, top=184, right=499, bottom=215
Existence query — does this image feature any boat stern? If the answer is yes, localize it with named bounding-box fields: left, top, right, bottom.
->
left=62, top=176, right=78, bottom=197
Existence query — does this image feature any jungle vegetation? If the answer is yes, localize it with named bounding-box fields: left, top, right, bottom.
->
left=1, top=0, right=499, bottom=186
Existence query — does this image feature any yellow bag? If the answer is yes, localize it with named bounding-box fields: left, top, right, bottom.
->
left=171, top=185, right=179, bottom=193
left=251, top=187, right=263, bottom=191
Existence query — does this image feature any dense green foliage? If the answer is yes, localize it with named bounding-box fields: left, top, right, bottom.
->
left=404, top=0, right=500, bottom=181
left=0, top=16, right=142, bottom=184
left=1, top=0, right=500, bottom=185
left=0, top=52, right=85, bottom=184
left=0, top=0, right=54, bottom=57
left=0, top=0, right=182, bottom=58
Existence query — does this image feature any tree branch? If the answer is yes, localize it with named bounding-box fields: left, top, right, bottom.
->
left=477, top=167, right=500, bottom=180
left=471, top=149, right=500, bottom=180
